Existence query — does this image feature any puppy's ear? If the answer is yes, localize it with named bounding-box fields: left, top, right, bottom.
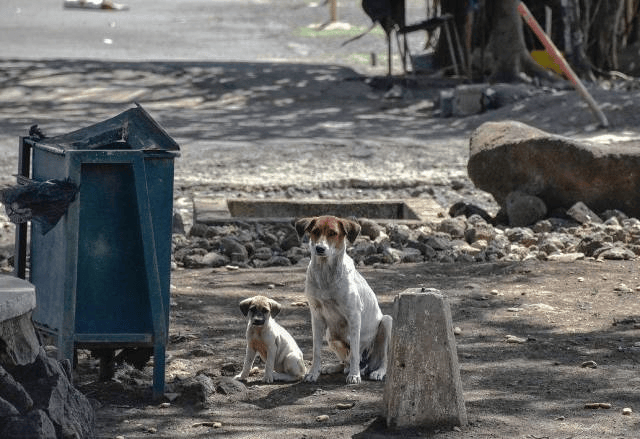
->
left=295, top=217, right=316, bottom=238
left=340, top=218, right=361, bottom=244
left=268, top=299, right=282, bottom=318
left=239, top=298, right=253, bottom=317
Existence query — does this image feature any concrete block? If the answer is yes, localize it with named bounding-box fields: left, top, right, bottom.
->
left=383, top=288, right=467, bottom=429
left=0, top=275, right=36, bottom=322
left=453, top=84, right=487, bottom=116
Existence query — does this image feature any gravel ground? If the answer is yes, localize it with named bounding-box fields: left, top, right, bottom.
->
left=2, top=0, right=640, bottom=438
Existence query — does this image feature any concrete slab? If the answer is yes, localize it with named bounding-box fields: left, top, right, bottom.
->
left=193, top=198, right=444, bottom=226
left=0, top=276, right=36, bottom=322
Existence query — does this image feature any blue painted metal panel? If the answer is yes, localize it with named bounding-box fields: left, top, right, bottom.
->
left=24, top=105, right=179, bottom=399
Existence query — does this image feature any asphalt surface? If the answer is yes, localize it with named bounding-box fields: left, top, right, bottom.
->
left=1, top=0, right=427, bottom=62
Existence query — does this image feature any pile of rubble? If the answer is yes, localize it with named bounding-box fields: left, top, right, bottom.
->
left=171, top=200, right=640, bottom=270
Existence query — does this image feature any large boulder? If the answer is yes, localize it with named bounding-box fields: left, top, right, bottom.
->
left=468, top=121, right=640, bottom=218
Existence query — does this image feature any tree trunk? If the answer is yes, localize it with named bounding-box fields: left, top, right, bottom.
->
left=486, top=0, right=556, bottom=82
left=561, top=0, right=594, bottom=79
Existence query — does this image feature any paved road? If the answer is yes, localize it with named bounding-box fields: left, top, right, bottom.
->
left=1, top=0, right=429, bottom=63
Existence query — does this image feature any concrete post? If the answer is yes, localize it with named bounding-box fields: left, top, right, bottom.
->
left=383, top=288, right=467, bottom=429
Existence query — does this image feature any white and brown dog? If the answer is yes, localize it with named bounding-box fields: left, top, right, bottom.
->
left=295, top=215, right=392, bottom=384
left=235, top=295, right=306, bottom=383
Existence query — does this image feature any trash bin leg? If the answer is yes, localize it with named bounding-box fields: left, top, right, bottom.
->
left=133, top=156, right=167, bottom=400
left=153, top=343, right=166, bottom=400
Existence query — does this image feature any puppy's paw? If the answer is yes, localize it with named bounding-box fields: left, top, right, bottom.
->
left=304, top=371, right=320, bottom=383
left=346, top=373, right=362, bottom=385
left=263, top=374, right=274, bottom=383
left=369, top=369, right=386, bottom=381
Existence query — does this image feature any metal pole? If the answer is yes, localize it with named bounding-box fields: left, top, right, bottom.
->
left=518, top=1, right=609, bottom=128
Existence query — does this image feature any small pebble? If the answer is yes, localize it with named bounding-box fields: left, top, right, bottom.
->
left=159, top=402, right=171, bottom=408
left=505, top=335, right=527, bottom=343
left=581, top=360, right=598, bottom=368
left=577, top=277, right=585, bottom=282
left=453, top=326, right=462, bottom=335
left=622, top=407, right=633, bottom=415
left=584, top=402, right=611, bottom=409
left=336, top=402, right=355, bottom=410
left=316, top=415, right=330, bottom=422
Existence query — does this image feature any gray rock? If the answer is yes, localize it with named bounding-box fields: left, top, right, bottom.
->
left=505, top=191, right=547, bottom=227
left=172, top=211, right=186, bottom=235
left=10, top=349, right=95, bottom=439
left=350, top=240, right=377, bottom=262
left=0, top=395, right=19, bottom=417
left=597, top=246, right=636, bottom=260
left=177, top=374, right=216, bottom=406
left=201, top=252, right=231, bottom=268
left=253, top=247, right=273, bottom=261
left=285, top=246, right=307, bottom=264
left=421, top=234, right=453, bottom=251
left=504, top=227, right=536, bottom=246
left=387, top=224, right=411, bottom=245
left=220, top=237, right=248, bottom=260
left=217, top=377, right=247, bottom=395
left=359, top=218, right=385, bottom=240
left=189, top=223, right=209, bottom=238
left=0, top=365, right=33, bottom=414
left=400, top=247, right=424, bottom=263
left=253, top=256, right=292, bottom=268
left=465, top=221, right=496, bottom=243
left=576, top=233, right=611, bottom=257
left=280, top=231, right=301, bottom=251
left=0, top=409, right=57, bottom=439
left=437, top=217, right=466, bottom=239
left=468, top=120, right=640, bottom=218
left=567, top=202, right=602, bottom=224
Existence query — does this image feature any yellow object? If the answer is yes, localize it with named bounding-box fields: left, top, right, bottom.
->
left=531, top=50, right=563, bottom=75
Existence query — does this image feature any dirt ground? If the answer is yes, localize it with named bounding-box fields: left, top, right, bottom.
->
left=2, top=0, right=640, bottom=438
left=75, top=260, right=640, bottom=439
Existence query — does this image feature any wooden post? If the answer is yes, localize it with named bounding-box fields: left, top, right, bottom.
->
left=383, top=288, right=467, bottom=429
left=329, top=0, right=337, bottom=23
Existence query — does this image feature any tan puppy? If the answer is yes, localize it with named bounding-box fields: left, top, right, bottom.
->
left=295, top=215, right=392, bottom=384
left=234, top=295, right=306, bottom=383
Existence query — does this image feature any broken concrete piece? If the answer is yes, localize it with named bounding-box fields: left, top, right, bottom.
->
left=468, top=121, right=640, bottom=218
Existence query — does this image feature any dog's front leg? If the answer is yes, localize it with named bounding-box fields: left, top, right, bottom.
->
left=347, top=313, right=362, bottom=384
left=234, top=346, right=257, bottom=381
left=263, top=341, right=277, bottom=383
left=304, top=310, right=326, bottom=382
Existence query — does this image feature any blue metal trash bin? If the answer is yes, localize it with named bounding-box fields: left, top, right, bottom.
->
left=15, top=104, right=179, bottom=399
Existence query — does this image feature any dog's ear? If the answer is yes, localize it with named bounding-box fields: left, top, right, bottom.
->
left=340, top=218, right=361, bottom=243
left=268, top=299, right=282, bottom=318
left=295, top=217, right=316, bottom=238
left=239, top=298, right=253, bottom=317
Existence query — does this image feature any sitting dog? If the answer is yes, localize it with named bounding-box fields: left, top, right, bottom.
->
left=234, top=295, right=306, bottom=383
left=295, top=215, right=392, bottom=384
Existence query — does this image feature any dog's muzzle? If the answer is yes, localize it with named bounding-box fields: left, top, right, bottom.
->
left=251, top=317, right=266, bottom=326
left=315, top=245, right=326, bottom=256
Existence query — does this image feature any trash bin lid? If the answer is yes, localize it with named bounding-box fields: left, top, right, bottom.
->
left=34, top=103, right=180, bottom=153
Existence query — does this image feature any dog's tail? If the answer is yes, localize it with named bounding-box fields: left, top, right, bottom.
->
left=341, top=22, right=377, bottom=47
